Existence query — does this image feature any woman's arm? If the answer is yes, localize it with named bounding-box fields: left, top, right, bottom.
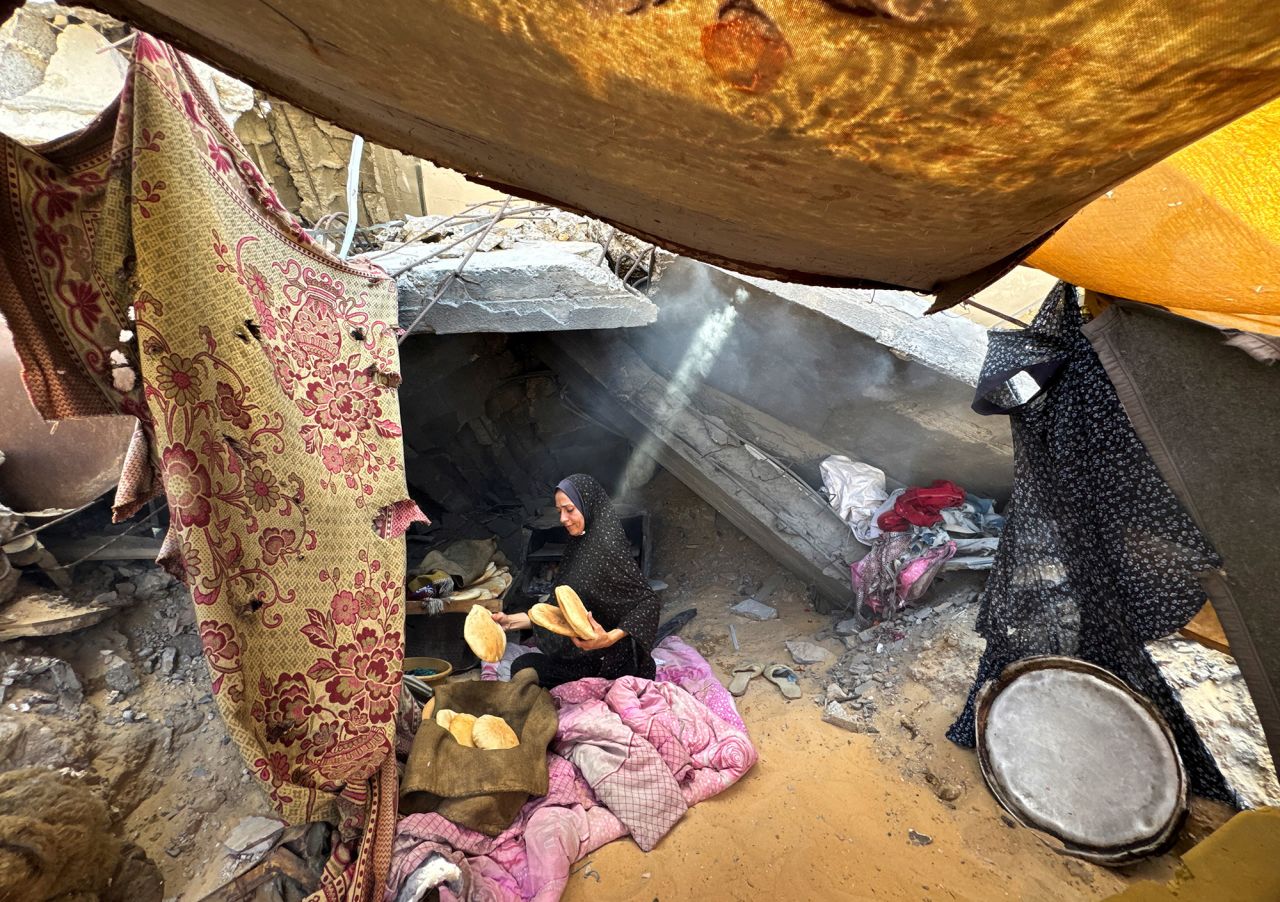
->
left=491, top=611, right=531, bottom=631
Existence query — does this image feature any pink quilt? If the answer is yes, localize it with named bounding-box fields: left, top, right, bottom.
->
left=385, top=639, right=755, bottom=901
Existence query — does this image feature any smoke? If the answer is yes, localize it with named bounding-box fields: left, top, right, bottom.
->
left=616, top=302, right=738, bottom=498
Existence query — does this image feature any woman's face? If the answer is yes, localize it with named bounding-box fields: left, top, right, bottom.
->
left=555, top=490, right=586, bottom=537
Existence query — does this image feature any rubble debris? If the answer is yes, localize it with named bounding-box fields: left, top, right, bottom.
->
left=835, top=618, right=861, bottom=636
left=825, top=682, right=852, bottom=702
left=200, top=823, right=331, bottom=901
left=102, top=651, right=139, bottom=696
left=0, top=589, right=117, bottom=641
left=223, top=815, right=286, bottom=860
left=730, top=598, right=778, bottom=621
left=786, top=639, right=831, bottom=665
left=822, top=700, right=877, bottom=734
left=390, top=241, right=658, bottom=335
left=0, top=655, right=83, bottom=713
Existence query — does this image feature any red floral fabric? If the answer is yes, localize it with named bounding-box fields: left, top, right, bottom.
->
left=0, top=35, right=426, bottom=901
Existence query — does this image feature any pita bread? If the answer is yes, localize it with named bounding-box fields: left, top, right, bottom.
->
left=435, top=708, right=456, bottom=730
left=555, top=585, right=595, bottom=640
left=448, top=712, right=477, bottom=747
left=473, top=714, right=520, bottom=750
left=464, top=603, right=506, bottom=662
left=529, top=602, right=578, bottom=637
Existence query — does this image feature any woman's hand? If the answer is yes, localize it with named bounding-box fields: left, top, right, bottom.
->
left=572, top=614, right=625, bottom=651
left=491, top=611, right=530, bottom=631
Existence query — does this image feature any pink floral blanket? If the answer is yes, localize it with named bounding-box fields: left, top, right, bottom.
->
left=385, top=639, right=755, bottom=901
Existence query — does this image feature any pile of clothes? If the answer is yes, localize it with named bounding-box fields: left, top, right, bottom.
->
left=820, top=457, right=1004, bottom=620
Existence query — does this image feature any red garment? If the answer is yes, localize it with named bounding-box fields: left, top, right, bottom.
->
left=877, top=480, right=966, bottom=531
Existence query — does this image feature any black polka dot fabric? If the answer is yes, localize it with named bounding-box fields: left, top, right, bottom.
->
left=947, top=283, right=1232, bottom=802
left=524, top=474, right=659, bottom=684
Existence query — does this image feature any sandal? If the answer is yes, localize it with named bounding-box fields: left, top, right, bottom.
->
left=763, top=664, right=802, bottom=700
left=728, top=663, right=764, bottom=697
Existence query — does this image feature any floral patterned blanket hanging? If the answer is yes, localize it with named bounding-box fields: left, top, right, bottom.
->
left=0, top=35, right=425, bottom=900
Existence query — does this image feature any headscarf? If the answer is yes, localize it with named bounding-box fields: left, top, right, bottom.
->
left=551, top=474, right=659, bottom=654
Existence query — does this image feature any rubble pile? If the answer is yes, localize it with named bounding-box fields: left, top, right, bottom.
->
left=820, top=580, right=984, bottom=730
left=816, top=578, right=1280, bottom=810
left=0, top=559, right=274, bottom=897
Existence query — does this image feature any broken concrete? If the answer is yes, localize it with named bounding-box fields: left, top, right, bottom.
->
left=634, top=258, right=1015, bottom=499
left=0, top=10, right=126, bottom=144
left=729, top=598, right=778, bottom=621
left=391, top=241, right=657, bottom=334
left=822, top=700, right=877, bottom=734
left=786, top=640, right=831, bottom=665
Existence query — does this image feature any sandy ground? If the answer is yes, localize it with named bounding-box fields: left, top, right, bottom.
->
left=560, top=472, right=1233, bottom=902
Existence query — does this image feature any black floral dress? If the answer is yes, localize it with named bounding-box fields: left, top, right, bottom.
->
left=512, top=474, right=659, bottom=688
left=947, top=283, right=1232, bottom=802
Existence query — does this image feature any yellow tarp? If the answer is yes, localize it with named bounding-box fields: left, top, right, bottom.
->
left=1105, top=807, right=1280, bottom=901
left=1031, top=99, right=1280, bottom=336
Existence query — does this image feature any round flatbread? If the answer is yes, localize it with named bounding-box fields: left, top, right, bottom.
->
left=464, top=604, right=506, bottom=662
left=473, top=714, right=520, bottom=750
left=554, top=585, right=595, bottom=640
left=529, top=602, right=578, bottom=637
left=448, top=712, right=477, bottom=747
left=434, top=708, right=456, bottom=730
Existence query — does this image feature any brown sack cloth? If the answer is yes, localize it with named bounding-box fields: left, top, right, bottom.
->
left=400, top=676, right=558, bottom=836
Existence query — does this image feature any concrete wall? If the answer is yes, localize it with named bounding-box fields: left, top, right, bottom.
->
left=624, top=258, right=1015, bottom=500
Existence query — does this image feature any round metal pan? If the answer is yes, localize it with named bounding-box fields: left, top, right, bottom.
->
left=975, top=655, right=1188, bottom=865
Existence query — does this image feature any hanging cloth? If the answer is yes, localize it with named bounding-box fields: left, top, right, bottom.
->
left=0, top=36, right=425, bottom=899
left=946, top=283, right=1231, bottom=801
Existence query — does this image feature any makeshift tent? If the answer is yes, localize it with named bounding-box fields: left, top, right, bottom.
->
left=45, top=0, right=1280, bottom=308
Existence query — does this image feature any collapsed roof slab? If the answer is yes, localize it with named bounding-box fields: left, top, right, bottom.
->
left=385, top=241, right=657, bottom=335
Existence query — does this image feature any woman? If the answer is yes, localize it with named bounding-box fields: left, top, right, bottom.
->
left=492, top=474, right=659, bottom=688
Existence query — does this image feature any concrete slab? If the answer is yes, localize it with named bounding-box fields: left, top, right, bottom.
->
left=388, top=241, right=658, bottom=335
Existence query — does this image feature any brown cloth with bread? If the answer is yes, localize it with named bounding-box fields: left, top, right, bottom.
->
left=399, top=676, right=558, bottom=835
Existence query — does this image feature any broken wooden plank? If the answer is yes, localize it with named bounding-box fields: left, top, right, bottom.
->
left=535, top=331, right=862, bottom=608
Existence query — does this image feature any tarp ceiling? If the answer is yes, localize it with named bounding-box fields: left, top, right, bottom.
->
left=67, top=0, right=1280, bottom=308
left=1031, top=97, right=1280, bottom=336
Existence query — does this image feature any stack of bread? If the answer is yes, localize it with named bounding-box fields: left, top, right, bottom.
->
left=449, top=562, right=512, bottom=605
left=434, top=708, right=520, bottom=749
left=527, top=585, right=596, bottom=641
